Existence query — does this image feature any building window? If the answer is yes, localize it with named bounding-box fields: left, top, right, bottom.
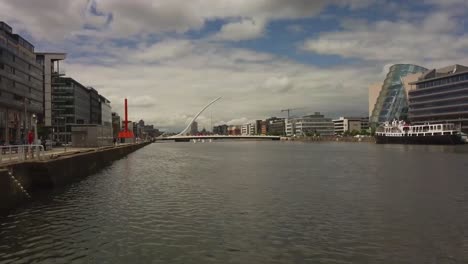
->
left=10, top=67, right=14, bottom=74
left=12, top=54, right=15, bottom=62
left=0, top=63, right=3, bottom=70
left=12, top=81, right=15, bottom=88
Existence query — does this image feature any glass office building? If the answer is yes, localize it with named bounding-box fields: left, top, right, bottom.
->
left=370, top=64, right=427, bottom=125
left=52, top=77, right=90, bottom=143
left=0, top=22, right=43, bottom=144
left=408, top=64, right=468, bottom=133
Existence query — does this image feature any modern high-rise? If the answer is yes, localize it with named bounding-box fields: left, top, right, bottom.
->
left=369, top=64, right=427, bottom=125
left=408, top=64, right=468, bottom=133
left=0, top=22, right=44, bottom=144
left=285, top=112, right=334, bottom=136
left=36, top=52, right=66, bottom=127
left=190, top=121, right=198, bottom=135
left=52, top=77, right=90, bottom=142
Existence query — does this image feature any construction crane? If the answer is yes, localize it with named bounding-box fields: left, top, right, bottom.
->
left=281, top=107, right=304, bottom=119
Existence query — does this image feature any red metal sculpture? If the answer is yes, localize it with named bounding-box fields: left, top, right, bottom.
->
left=118, top=98, right=134, bottom=139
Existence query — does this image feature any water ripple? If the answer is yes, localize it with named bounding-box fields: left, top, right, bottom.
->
left=0, top=142, right=467, bottom=263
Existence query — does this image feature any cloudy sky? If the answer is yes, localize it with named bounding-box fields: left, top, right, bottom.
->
left=1, top=0, right=467, bottom=131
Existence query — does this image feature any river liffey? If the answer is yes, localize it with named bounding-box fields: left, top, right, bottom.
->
left=1, top=142, right=468, bottom=263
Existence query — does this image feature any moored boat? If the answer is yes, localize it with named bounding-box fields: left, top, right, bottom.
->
left=375, top=120, right=464, bottom=145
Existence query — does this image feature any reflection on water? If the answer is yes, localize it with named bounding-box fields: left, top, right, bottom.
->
left=1, top=142, right=468, bottom=263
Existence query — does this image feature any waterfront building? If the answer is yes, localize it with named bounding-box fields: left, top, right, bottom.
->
left=259, top=117, right=285, bottom=135
left=369, top=64, right=427, bottom=125
left=111, top=112, right=120, bottom=138
left=213, top=124, right=228, bottom=135
left=333, top=117, right=369, bottom=134
left=228, top=125, right=241, bottom=135
left=249, top=123, right=256, bottom=135
left=408, top=64, right=468, bottom=133
left=88, top=87, right=101, bottom=124
left=241, top=123, right=249, bottom=135
left=132, top=122, right=138, bottom=138
left=100, top=95, right=112, bottom=127
left=36, top=52, right=66, bottom=128
left=190, top=121, right=198, bottom=135
left=51, top=77, right=90, bottom=143
left=261, top=120, right=268, bottom=135
left=241, top=122, right=259, bottom=135
left=286, top=112, right=334, bottom=136
left=142, top=124, right=160, bottom=138
left=0, top=22, right=44, bottom=143
left=267, top=117, right=285, bottom=136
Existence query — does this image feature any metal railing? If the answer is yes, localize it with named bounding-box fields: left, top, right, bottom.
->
left=0, top=145, right=45, bottom=163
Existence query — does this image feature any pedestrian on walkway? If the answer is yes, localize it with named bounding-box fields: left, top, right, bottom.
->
left=28, top=130, right=34, bottom=145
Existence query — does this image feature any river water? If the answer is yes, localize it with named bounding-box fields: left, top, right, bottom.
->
left=1, top=142, right=468, bottom=263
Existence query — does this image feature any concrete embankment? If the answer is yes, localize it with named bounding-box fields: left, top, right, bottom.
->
left=0, top=142, right=150, bottom=214
left=282, top=136, right=375, bottom=143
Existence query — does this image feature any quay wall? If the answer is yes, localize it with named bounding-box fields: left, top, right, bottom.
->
left=0, top=142, right=150, bottom=214
left=282, top=136, right=375, bottom=143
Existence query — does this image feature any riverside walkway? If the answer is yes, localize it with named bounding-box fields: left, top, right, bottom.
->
left=0, top=144, right=136, bottom=165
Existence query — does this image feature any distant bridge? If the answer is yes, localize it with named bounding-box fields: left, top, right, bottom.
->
left=160, top=97, right=281, bottom=142
left=159, top=135, right=280, bottom=142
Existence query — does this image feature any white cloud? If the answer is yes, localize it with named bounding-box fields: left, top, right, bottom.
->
left=302, top=11, right=468, bottom=65
left=214, top=18, right=266, bottom=41
left=63, top=40, right=378, bottom=131
left=0, top=0, right=376, bottom=42
left=135, top=39, right=194, bottom=62
left=0, top=0, right=88, bottom=41
left=262, top=76, right=295, bottom=93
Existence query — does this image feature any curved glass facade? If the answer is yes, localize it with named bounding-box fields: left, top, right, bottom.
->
left=370, top=64, right=427, bottom=124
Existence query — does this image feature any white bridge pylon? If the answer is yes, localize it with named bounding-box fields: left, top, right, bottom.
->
left=172, top=97, right=222, bottom=137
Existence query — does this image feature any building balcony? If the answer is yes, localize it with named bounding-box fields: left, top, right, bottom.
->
left=412, top=78, right=468, bottom=93
left=51, top=69, right=66, bottom=76
left=410, top=101, right=468, bottom=113
left=409, top=110, right=468, bottom=119
left=408, top=84, right=468, bottom=99
left=410, top=95, right=468, bottom=108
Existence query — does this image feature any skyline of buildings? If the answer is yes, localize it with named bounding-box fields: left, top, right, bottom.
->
left=4, top=20, right=468, bottom=139
left=0, top=21, right=158, bottom=144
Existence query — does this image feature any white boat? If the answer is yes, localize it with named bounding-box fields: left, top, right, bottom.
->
left=375, top=120, right=464, bottom=145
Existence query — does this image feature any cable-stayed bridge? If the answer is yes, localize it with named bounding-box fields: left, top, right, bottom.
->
left=158, top=97, right=281, bottom=142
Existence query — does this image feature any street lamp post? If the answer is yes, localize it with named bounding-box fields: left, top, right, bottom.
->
left=32, top=114, right=38, bottom=145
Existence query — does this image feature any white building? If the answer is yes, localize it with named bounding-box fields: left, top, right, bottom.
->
left=332, top=117, right=369, bottom=134
left=241, top=123, right=249, bottom=135
left=241, top=122, right=258, bottom=135
left=285, top=112, right=334, bottom=136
